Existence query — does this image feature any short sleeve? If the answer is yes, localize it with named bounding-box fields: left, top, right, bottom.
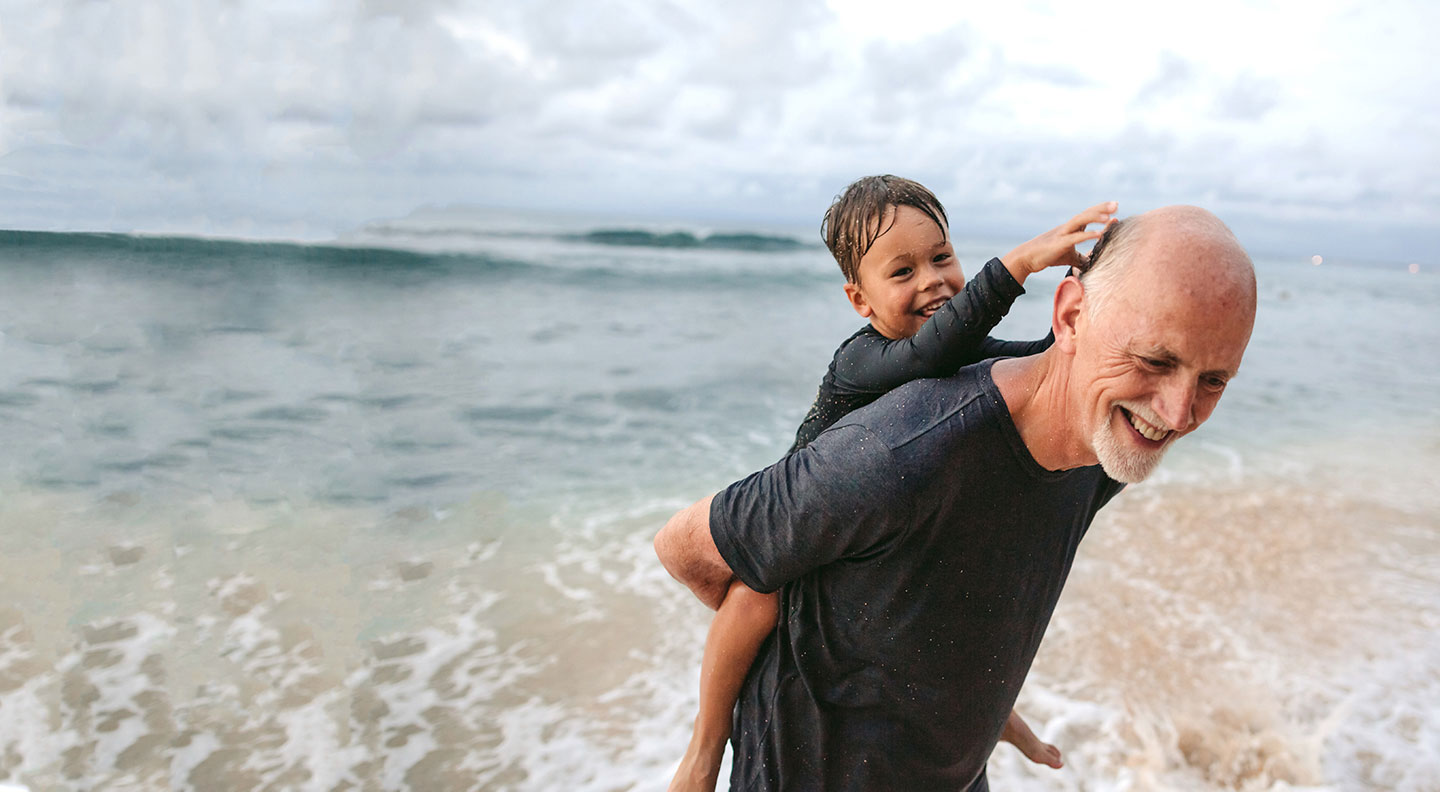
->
left=710, top=424, right=908, bottom=593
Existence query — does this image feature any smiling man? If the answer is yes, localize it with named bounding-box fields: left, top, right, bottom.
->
left=655, top=205, right=1257, bottom=791
left=995, top=205, right=1255, bottom=485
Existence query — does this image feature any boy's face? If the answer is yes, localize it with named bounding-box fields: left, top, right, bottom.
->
left=843, top=205, right=964, bottom=340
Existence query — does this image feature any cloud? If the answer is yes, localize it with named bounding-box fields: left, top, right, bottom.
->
left=1011, top=63, right=1090, bottom=89
left=0, top=0, right=1434, bottom=262
left=1214, top=73, right=1280, bottom=121
left=1134, top=51, right=1194, bottom=106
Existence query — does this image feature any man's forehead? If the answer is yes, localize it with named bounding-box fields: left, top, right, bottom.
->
left=1107, top=257, right=1253, bottom=329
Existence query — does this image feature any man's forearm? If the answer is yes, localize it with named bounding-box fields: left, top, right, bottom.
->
left=654, top=494, right=735, bottom=610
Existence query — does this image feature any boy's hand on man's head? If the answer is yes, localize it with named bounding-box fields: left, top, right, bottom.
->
left=1001, top=201, right=1117, bottom=285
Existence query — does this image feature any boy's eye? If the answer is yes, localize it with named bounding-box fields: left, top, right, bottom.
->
left=933, top=253, right=952, bottom=264
left=891, top=267, right=913, bottom=278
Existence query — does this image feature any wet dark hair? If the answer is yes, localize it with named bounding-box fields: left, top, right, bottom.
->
left=821, top=175, right=949, bottom=283
left=1077, top=217, right=1125, bottom=275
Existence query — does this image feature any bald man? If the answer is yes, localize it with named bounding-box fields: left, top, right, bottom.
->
left=655, top=206, right=1257, bottom=791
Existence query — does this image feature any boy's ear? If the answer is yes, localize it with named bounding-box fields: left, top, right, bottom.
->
left=1052, top=276, right=1084, bottom=354
left=843, top=282, right=874, bottom=319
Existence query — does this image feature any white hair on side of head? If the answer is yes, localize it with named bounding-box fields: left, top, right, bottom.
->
left=1078, top=220, right=1139, bottom=318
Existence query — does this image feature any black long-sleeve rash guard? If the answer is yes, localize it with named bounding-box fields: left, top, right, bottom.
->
left=788, top=257, right=1053, bottom=454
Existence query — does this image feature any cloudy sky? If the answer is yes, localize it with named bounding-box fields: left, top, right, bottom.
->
left=1, top=0, right=1435, bottom=261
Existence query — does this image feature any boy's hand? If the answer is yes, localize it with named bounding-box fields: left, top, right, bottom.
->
left=1001, top=201, right=1118, bottom=285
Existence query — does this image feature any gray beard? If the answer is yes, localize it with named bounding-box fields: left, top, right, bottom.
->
left=1092, top=410, right=1169, bottom=483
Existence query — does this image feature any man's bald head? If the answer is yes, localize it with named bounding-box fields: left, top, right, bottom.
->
left=1080, top=205, right=1256, bottom=319
left=1053, top=206, right=1257, bottom=483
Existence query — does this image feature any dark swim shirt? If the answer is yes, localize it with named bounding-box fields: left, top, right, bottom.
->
left=711, top=360, right=1124, bottom=791
left=789, top=257, right=1053, bottom=453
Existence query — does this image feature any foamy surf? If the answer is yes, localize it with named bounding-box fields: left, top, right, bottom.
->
left=982, top=479, right=1440, bottom=792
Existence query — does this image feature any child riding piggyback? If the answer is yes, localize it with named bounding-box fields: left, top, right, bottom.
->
left=670, top=175, right=1116, bottom=791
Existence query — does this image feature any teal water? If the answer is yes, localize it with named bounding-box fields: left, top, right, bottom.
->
left=0, top=216, right=1436, bottom=790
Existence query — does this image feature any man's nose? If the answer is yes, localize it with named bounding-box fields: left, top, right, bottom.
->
left=1154, top=377, right=1197, bottom=431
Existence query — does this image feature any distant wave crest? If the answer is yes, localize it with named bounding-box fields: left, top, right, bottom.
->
left=355, top=223, right=814, bottom=253
left=0, top=229, right=527, bottom=275
left=578, top=229, right=809, bottom=252
left=0, top=228, right=831, bottom=289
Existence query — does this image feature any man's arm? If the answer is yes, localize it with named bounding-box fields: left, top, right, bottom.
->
left=654, top=494, right=734, bottom=610
left=663, top=425, right=905, bottom=605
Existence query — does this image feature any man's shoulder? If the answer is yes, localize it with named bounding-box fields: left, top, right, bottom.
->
left=832, top=362, right=999, bottom=452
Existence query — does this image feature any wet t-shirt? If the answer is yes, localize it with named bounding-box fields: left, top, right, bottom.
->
left=789, top=258, right=1053, bottom=454
left=711, top=360, right=1124, bottom=791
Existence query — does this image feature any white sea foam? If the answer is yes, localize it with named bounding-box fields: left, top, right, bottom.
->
left=1, top=462, right=1436, bottom=791
left=979, top=477, right=1440, bottom=792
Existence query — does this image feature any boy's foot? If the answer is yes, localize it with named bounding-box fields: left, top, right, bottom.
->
left=1015, top=737, right=1063, bottom=769
left=1001, top=710, right=1064, bottom=770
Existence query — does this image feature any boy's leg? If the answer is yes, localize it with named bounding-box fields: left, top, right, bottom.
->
left=670, top=580, right=779, bottom=792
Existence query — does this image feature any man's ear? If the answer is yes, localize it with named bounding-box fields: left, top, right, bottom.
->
left=843, top=282, right=874, bottom=319
left=1052, top=276, right=1084, bottom=354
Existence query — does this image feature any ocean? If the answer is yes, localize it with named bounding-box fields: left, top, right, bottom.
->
left=0, top=208, right=1435, bottom=791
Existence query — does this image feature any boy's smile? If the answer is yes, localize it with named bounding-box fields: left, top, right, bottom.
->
left=843, top=205, right=965, bottom=340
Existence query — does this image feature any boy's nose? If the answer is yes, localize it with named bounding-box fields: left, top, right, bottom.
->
left=918, top=264, right=945, bottom=290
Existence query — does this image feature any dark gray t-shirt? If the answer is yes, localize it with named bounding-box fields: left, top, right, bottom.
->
left=711, top=360, right=1123, bottom=791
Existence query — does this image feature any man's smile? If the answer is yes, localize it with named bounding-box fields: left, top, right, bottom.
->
left=1119, top=406, right=1173, bottom=445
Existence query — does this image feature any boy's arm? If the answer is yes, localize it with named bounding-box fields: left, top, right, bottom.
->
left=833, top=257, right=1025, bottom=394
left=975, top=330, right=1055, bottom=360
left=998, top=201, right=1117, bottom=286
left=834, top=202, right=1115, bottom=395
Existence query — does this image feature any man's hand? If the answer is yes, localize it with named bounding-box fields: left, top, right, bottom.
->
left=655, top=495, right=736, bottom=610
left=1001, top=201, right=1118, bottom=285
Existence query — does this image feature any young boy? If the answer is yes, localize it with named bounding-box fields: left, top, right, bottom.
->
left=669, top=175, right=1117, bottom=792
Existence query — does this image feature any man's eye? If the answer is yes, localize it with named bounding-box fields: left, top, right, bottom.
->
left=1203, top=376, right=1229, bottom=391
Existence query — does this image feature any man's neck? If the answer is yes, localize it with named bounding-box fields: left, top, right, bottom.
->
left=990, top=351, right=1096, bottom=472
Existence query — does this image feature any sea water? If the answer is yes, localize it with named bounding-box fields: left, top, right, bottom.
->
left=0, top=209, right=1435, bottom=791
